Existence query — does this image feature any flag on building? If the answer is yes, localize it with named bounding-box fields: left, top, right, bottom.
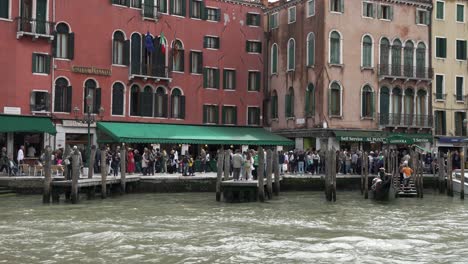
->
left=160, top=32, right=166, bottom=55
left=145, top=32, right=155, bottom=53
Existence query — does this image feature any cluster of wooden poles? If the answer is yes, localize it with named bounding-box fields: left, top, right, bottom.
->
left=437, top=151, right=466, bottom=199
left=42, top=144, right=129, bottom=204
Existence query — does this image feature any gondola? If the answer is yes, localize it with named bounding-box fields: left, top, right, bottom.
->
left=370, top=173, right=396, bottom=201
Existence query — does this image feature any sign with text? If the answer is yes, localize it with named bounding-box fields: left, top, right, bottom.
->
left=72, top=66, right=112, bottom=76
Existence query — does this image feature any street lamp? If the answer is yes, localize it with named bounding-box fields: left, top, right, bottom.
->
left=73, top=94, right=104, bottom=168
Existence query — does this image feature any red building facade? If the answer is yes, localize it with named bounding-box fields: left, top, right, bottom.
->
left=0, top=0, right=265, bottom=154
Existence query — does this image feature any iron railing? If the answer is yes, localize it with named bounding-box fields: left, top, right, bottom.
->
left=131, top=63, right=169, bottom=79
left=378, top=64, right=433, bottom=80
left=379, top=113, right=433, bottom=128
left=16, top=17, right=54, bottom=37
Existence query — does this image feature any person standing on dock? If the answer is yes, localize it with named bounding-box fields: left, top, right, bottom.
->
left=111, top=149, right=121, bottom=177
left=297, top=151, right=305, bottom=176
left=0, top=147, right=10, bottom=175
left=200, top=149, right=207, bottom=174
left=142, top=148, right=149, bottom=175
left=17, top=145, right=24, bottom=166
left=401, top=162, right=413, bottom=187
left=232, top=150, right=243, bottom=181
left=278, top=151, right=285, bottom=175
left=127, top=148, right=135, bottom=175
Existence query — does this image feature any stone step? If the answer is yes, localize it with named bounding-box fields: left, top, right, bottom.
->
left=0, top=189, right=15, bottom=195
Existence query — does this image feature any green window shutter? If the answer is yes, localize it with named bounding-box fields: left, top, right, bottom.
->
left=68, top=33, right=75, bottom=60
left=246, top=41, right=249, bottom=52
left=233, top=70, right=236, bottom=89
left=198, top=52, right=203, bottom=73
left=203, top=36, right=207, bottom=48
left=389, top=6, right=393, bottom=20
left=371, top=92, right=375, bottom=117
left=32, top=54, right=37, bottom=73
left=94, top=88, right=102, bottom=113
left=214, top=105, right=219, bottom=124
left=340, top=0, right=344, bottom=12
left=203, top=68, right=208, bottom=88
left=203, top=105, right=207, bottom=123
left=258, top=43, right=262, bottom=54
left=377, top=4, right=382, bottom=19
left=45, top=55, right=51, bottom=74
left=442, top=38, right=447, bottom=58
left=442, top=111, right=446, bottom=135
left=201, top=1, right=206, bottom=20
left=180, top=96, right=186, bottom=119
left=222, top=106, right=226, bottom=124
left=416, top=9, right=420, bottom=24
left=0, top=0, right=9, bottom=18
left=181, top=0, right=186, bottom=16
left=123, top=40, right=130, bottom=66
left=189, top=51, right=193, bottom=73
left=52, top=32, right=57, bottom=57
left=223, top=70, right=227, bottom=89
left=169, top=0, right=174, bottom=14
left=216, top=9, right=221, bottom=21
left=233, top=106, right=237, bottom=125
left=189, top=0, right=193, bottom=17
left=214, top=69, right=220, bottom=88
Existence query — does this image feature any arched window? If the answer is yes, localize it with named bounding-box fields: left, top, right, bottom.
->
left=171, top=88, right=185, bottom=119
left=329, top=31, right=341, bottom=64
left=392, top=87, right=402, bottom=125
left=271, top=43, right=278, bottom=74
left=112, top=82, right=124, bottom=116
left=305, top=83, right=315, bottom=116
left=154, top=87, right=167, bottom=118
left=404, top=88, right=414, bottom=125
left=131, top=33, right=142, bottom=75
left=113, top=31, right=126, bottom=65
left=362, top=35, right=372, bottom=67
left=307, top=33, right=315, bottom=66
left=416, top=89, right=427, bottom=126
left=361, top=85, right=374, bottom=118
left=379, top=38, right=390, bottom=74
left=55, top=23, right=73, bottom=59
left=416, top=43, right=426, bottom=78
left=54, top=77, right=72, bottom=113
left=141, top=86, right=153, bottom=117
left=391, top=39, right=402, bottom=76
left=84, top=79, right=101, bottom=114
left=130, top=85, right=140, bottom=116
left=271, top=90, right=278, bottom=119
left=285, top=87, right=295, bottom=118
left=329, top=82, right=341, bottom=116
left=404, top=41, right=414, bottom=77
left=172, top=40, right=184, bottom=72
left=287, top=39, right=295, bottom=70
left=379, top=87, right=390, bottom=125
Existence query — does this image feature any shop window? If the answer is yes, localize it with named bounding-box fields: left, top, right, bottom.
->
left=30, top=91, right=49, bottom=112
left=172, top=40, right=184, bottom=72
left=54, top=23, right=74, bottom=60
left=32, top=53, right=50, bottom=74
left=112, top=82, right=125, bottom=116
left=247, top=107, right=261, bottom=126
left=248, top=71, right=260, bottom=91
left=190, top=51, right=203, bottom=74
left=246, top=41, right=262, bottom=53
left=171, top=88, right=185, bottom=119
left=222, top=106, right=237, bottom=125
left=223, top=69, right=236, bottom=90
left=203, top=68, right=219, bottom=89
left=203, top=105, right=219, bottom=124
left=54, top=77, right=72, bottom=113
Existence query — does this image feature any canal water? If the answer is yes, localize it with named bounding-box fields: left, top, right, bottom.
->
left=1, top=192, right=467, bottom=263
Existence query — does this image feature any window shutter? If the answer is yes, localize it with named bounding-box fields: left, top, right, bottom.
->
left=222, top=106, right=226, bottom=124
left=181, top=0, right=186, bottom=16
left=214, top=105, right=219, bottom=124
left=256, top=108, right=261, bottom=125
left=201, top=1, right=206, bottom=20
left=246, top=13, right=251, bottom=25
left=139, top=92, right=145, bottom=116
left=45, top=92, right=51, bottom=111
left=180, top=95, right=185, bottom=119
left=377, top=4, right=382, bottom=19
left=223, top=70, right=227, bottom=89
left=52, top=32, right=57, bottom=57
left=233, top=106, right=237, bottom=125
left=32, top=54, right=37, bottom=73
left=189, top=0, right=193, bottom=17
left=328, top=89, right=332, bottom=116
left=442, top=111, right=446, bottom=134
left=203, top=36, right=207, bottom=48
left=216, top=38, right=220, bottom=49
left=246, top=41, right=249, bottom=52
left=214, top=69, right=220, bottom=88
left=189, top=51, right=193, bottom=73
left=340, top=0, right=344, bottom=13
left=255, top=72, right=260, bottom=91
left=198, top=52, right=203, bottom=73
left=389, top=6, right=393, bottom=20
left=123, top=40, right=130, bottom=66
left=95, top=88, right=102, bottom=113
left=45, top=55, right=51, bottom=74
left=170, top=0, right=174, bottom=14
left=203, top=68, right=208, bottom=88
left=233, top=71, right=236, bottom=89
left=180, top=50, right=185, bottom=72
left=203, top=105, right=207, bottom=123
left=68, top=33, right=75, bottom=60
left=416, top=10, right=420, bottom=24
left=163, top=94, right=168, bottom=117
left=54, top=87, right=61, bottom=112
left=66, top=86, right=72, bottom=112
left=305, top=90, right=310, bottom=116
left=216, top=9, right=221, bottom=21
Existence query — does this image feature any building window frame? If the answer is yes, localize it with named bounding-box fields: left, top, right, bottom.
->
left=53, top=77, right=72, bottom=113
left=457, top=3, right=465, bottom=23
left=32, top=52, right=51, bottom=75
left=222, top=105, right=237, bottom=125
left=307, top=0, right=315, bottom=17
left=247, top=106, right=261, bottom=126
left=271, top=43, right=278, bottom=74
left=0, top=0, right=11, bottom=20
left=269, top=12, right=279, bottom=30
left=416, top=9, right=430, bottom=26
left=248, top=71, right=261, bottom=92
left=361, top=34, right=373, bottom=68
left=203, top=67, right=219, bottom=89
left=190, top=50, right=203, bottom=74
left=456, top=39, right=467, bottom=61
left=111, top=82, right=125, bottom=116
left=287, top=38, right=295, bottom=71
left=203, top=104, right=219, bottom=124
left=246, top=12, right=260, bottom=26
left=362, top=1, right=374, bottom=19
left=456, top=75, right=465, bottom=102
left=223, top=69, right=236, bottom=90
left=436, top=0, right=445, bottom=20
left=288, top=6, right=296, bottom=24
left=435, top=36, right=447, bottom=59
left=330, top=0, right=344, bottom=14
left=203, top=35, right=220, bottom=50
left=307, top=33, right=315, bottom=67
left=246, top=40, right=262, bottom=54
left=435, top=74, right=445, bottom=101
left=378, top=4, right=393, bottom=21
left=329, top=30, right=342, bottom=65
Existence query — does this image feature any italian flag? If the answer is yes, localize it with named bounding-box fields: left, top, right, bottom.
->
left=160, top=32, right=166, bottom=55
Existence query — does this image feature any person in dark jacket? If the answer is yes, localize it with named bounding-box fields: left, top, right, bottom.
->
left=111, top=150, right=121, bottom=177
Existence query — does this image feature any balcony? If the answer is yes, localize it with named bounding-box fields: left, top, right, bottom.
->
left=130, top=63, right=170, bottom=81
left=379, top=113, right=433, bottom=128
left=378, top=64, right=433, bottom=82
left=16, top=17, right=54, bottom=40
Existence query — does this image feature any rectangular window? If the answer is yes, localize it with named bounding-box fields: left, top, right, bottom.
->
left=456, top=76, right=464, bottom=101
left=113, top=0, right=129, bottom=6
left=157, top=0, right=167, bottom=13
left=434, top=110, right=446, bottom=135
left=222, top=106, right=237, bottom=125
left=436, top=1, right=444, bottom=20
left=246, top=41, right=262, bottom=53
left=307, top=0, right=315, bottom=17
left=203, top=105, right=219, bottom=124
left=247, top=107, right=261, bottom=126
left=330, top=0, right=343, bottom=13
left=288, top=6, right=296, bottom=23
left=269, top=12, right=278, bottom=30
left=0, top=0, right=9, bottom=19
left=363, top=2, right=374, bottom=18
left=457, top=4, right=465, bottom=22
left=435, top=37, right=447, bottom=58
left=32, top=53, right=50, bottom=74
left=170, top=0, right=185, bottom=16
left=246, top=13, right=260, bottom=26
left=223, top=69, right=236, bottom=90
left=248, top=71, right=260, bottom=91
left=190, top=0, right=202, bottom=19
left=30, top=91, right=49, bottom=112
left=206, top=8, right=220, bottom=21
left=130, top=0, right=141, bottom=8
left=455, top=112, right=467, bottom=136
left=456, top=40, right=467, bottom=60
left=203, top=67, right=219, bottom=89
left=379, top=5, right=393, bottom=20
left=416, top=10, right=430, bottom=25
left=204, top=36, right=220, bottom=49
left=435, top=75, right=444, bottom=100
left=190, top=51, right=203, bottom=74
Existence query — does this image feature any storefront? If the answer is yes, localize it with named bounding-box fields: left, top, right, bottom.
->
left=54, top=120, right=97, bottom=151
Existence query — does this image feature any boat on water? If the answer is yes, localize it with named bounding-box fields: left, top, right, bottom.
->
left=451, top=170, right=468, bottom=194
left=370, top=173, right=396, bottom=201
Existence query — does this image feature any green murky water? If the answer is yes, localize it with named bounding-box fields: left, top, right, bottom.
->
left=0, top=192, right=467, bottom=263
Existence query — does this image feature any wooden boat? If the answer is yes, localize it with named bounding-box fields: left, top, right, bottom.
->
left=370, top=173, right=396, bottom=201
left=451, top=170, right=468, bottom=194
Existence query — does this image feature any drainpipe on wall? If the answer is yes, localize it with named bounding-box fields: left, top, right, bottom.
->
left=428, top=5, right=433, bottom=147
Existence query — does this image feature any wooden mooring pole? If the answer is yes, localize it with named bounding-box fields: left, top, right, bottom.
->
left=71, top=149, right=80, bottom=204
left=215, top=149, right=224, bottom=202
left=364, top=151, right=369, bottom=199
left=42, top=146, right=52, bottom=204
left=120, top=145, right=126, bottom=194
left=273, top=149, right=280, bottom=196
left=447, top=152, right=453, bottom=197
left=461, top=152, right=465, bottom=200
left=101, top=147, right=108, bottom=199
left=88, top=145, right=96, bottom=179
left=266, top=149, right=273, bottom=200
left=360, top=152, right=365, bottom=195
left=257, top=147, right=265, bottom=202
left=224, top=150, right=230, bottom=181
left=438, top=152, right=445, bottom=194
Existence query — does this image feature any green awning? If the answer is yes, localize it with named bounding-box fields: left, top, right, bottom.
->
left=334, top=130, right=387, bottom=143
left=387, top=133, right=433, bottom=144
left=97, top=122, right=294, bottom=146
left=0, top=115, right=56, bottom=135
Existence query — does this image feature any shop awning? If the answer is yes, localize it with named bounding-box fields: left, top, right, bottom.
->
left=413, top=144, right=432, bottom=153
left=387, top=133, right=433, bottom=144
left=0, top=115, right=56, bottom=135
left=97, top=122, right=294, bottom=146
left=334, top=130, right=387, bottom=143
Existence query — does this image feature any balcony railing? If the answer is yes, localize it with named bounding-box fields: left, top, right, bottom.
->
left=379, top=113, right=433, bottom=128
left=378, top=64, right=433, bottom=80
left=130, top=63, right=170, bottom=80
left=16, top=17, right=54, bottom=39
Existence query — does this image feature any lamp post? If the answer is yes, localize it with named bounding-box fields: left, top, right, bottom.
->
left=73, top=94, right=104, bottom=168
